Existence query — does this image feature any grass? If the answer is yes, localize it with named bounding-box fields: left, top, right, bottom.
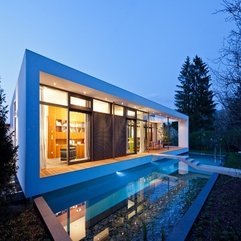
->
left=0, top=199, right=52, bottom=241
left=186, top=152, right=241, bottom=241
left=223, top=152, right=241, bottom=169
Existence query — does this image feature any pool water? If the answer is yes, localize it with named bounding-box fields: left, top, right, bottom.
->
left=43, top=158, right=210, bottom=241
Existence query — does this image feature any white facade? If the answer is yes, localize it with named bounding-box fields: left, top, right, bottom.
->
left=11, top=50, right=189, bottom=197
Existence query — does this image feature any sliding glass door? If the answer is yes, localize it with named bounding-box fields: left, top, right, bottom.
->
left=40, top=106, right=90, bottom=168
left=137, top=120, right=146, bottom=153
left=68, top=111, right=90, bottom=164
left=127, top=119, right=136, bottom=154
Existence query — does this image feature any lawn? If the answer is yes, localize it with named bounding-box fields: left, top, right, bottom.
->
left=186, top=152, right=241, bottom=241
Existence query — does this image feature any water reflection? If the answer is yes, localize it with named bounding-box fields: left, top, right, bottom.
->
left=45, top=159, right=209, bottom=241
left=56, top=202, right=86, bottom=240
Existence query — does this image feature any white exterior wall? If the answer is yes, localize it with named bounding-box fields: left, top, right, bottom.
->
left=10, top=54, right=27, bottom=193
left=11, top=50, right=189, bottom=197
left=178, top=119, right=189, bottom=149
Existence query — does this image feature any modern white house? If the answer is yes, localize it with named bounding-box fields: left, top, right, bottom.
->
left=10, top=50, right=189, bottom=197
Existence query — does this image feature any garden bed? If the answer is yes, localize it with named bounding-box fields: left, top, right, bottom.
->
left=187, top=153, right=241, bottom=241
left=0, top=199, right=52, bottom=241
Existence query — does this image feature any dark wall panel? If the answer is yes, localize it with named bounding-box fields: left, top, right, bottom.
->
left=103, top=114, right=113, bottom=159
left=93, top=112, right=113, bottom=160
left=114, top=116, right=126, bottom=157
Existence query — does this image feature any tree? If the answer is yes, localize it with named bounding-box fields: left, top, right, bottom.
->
left=175, top=57, right=193, bottom=115
left=0, top=79, right=18, bottom=204
left=214, top=0, right=241, bottom=150
left=175, top=55, right=216, bottom=133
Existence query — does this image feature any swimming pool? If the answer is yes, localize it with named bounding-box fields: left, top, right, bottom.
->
left=43, top=157, right=211, bottom=241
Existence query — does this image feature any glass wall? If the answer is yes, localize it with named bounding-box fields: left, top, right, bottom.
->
left=40, top=86, right=90, bottom=171
left=127, top=119, right=136, bottom=154
left=69, top=111, right=89, bottom=163
left=40, top=84, right=165, bottom=172
left=137, top=120, right=146, bottom=153
left=136, top=111, right=147, bottom=153
left=40, top=105, right=68, bottom=169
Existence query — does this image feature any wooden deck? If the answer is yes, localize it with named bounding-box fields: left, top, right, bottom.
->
left=40, top=147, right=181, bottom=178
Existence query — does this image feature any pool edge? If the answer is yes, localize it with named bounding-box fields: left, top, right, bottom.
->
left=34, top=196, right=71, bottom=241
left=167, top=173, right=219, bottom=241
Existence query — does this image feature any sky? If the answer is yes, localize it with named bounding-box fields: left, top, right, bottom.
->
left=0, top=0, right=233, bottom=111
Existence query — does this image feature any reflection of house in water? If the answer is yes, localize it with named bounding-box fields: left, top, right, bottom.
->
left=51, top=166, right=189, bottom=241
left=56, top=203, right=87, bottom=241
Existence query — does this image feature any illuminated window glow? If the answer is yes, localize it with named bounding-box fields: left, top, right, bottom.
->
left=40, top=86, right=67, bottom=106
left=114, top=105, right=124, bottom=116
left=93, top=99, right=110, bottom=114
left=127, top=109, right=135, bottom=117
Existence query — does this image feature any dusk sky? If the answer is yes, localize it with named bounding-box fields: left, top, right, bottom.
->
left=0, top=1, right=232, bottom=111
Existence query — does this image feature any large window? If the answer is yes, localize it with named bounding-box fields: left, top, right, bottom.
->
left=137, top=111, right=148, bottom=120
left=39, top=84, right=150, bottom=174
left=127, top=119, right=136, bottom=154
left=137, top=120, right=146, bottom=153
left=40, top=86, right=68, bottom=106
left=114, top=105, right=124, bottom=116
left=40, top=86, right=90, bottom=172
left=40, top=105, right=68, bottom=169
left=69, top=111, right=90, bottom=163
left=93, top=99, right=110, bottom=114
left=70, top=96, right=91, bottom=109
left=127, top=109, right=136, bottom=118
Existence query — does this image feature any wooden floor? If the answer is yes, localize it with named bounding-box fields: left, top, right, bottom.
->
left=40, top=147, right=181, bottom=178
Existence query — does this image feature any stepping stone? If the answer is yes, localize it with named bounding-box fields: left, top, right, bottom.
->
left=193, top=161, right=200, bottom=166
left=188, top=159, right=195, bottom=163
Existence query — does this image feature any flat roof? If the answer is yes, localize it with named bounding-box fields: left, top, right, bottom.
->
left=27, top=49, right=188, bottom=121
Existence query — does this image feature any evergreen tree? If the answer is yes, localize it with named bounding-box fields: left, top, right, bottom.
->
left=0, top=80, right=18, bottom=204
left=175, top=56, right=216, bottom=133
left=175, top=57, right=193, bottom=115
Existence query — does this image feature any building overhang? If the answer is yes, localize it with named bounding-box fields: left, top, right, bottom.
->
left=37, top=58, right=187, bottom=122
left=21, top=49, right=188, bottom=122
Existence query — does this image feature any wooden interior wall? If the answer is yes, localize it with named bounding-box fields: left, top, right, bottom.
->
left=47, top=106, right=85, bottom=159
left=48, top=106, right=68, bottom=158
